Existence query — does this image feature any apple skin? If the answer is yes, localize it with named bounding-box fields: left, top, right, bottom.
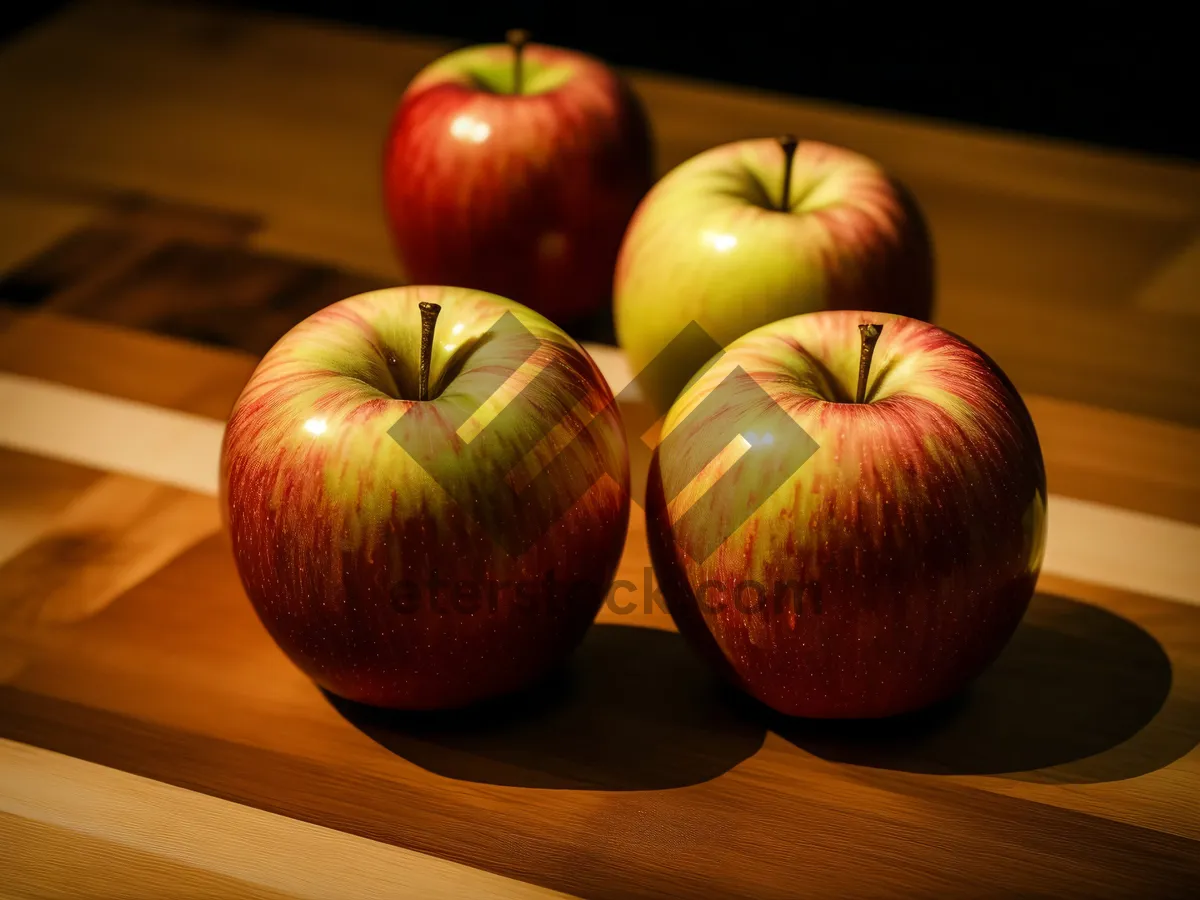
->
left=219, top=286, right=630, bottom=710
left=615, top=138, right=933, bottom=404
left=383, top=42, right=653, bottom=325
left=646, top=310, right=1045, bottom=719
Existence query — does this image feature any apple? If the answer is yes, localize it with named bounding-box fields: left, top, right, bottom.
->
left=614, top=136, right=934, bottom=405
left=645, top=310, right=1045, bottom=718
left=383, top=30, right=653, bottom=326
left=220, top=285, right=631, bottom=710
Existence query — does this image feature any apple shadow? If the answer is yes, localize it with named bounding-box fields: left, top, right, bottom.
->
left=764, top=593, right=1195, bottom=782
left=326, top=622, right=765, bottom=791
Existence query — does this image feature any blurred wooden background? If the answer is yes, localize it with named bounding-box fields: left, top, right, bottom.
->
left=2, top=0, right=1199, bottom=425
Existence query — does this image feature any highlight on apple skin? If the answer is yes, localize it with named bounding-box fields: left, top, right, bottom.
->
left=219, top=286, right=631, bottom=710
left=383, top=33, right=654, bottom=325
left=645, top=310, right=1046, bottom=719
left=614, top=137, right=934, bottom=406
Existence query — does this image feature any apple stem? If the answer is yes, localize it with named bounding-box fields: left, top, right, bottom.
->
left=418, top=301, right=441, bottom=402
left=506, top=28, right=529, bottom=95
left=856, top=323, right=883, bottom=403
left=777, top=134, right=799, bottom=211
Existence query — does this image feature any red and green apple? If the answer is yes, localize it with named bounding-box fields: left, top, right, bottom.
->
left=646, top=310, right=1046, bottom=718
left=615, top=137, right=934, bottom=404
left=383, top=31, right=653, bottom=325
left=220, top=286, right=630, bottom=710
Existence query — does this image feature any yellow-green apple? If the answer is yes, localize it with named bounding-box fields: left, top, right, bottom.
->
left=615, top=136, right=934, bottom=405
left=646, top=310, right=1045, bottom=718
left=220, top=286, right=630, bottom=710
left=383, top=31, right=653, bottom=325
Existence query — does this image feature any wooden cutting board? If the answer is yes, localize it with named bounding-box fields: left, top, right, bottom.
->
left=2, top=199, right=1199, bottom=899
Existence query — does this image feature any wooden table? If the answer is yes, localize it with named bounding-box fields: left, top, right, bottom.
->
left=1, top=2, right=1198, bottom=897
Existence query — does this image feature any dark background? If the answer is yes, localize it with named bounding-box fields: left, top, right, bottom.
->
left=4, top=1, right=1195, bottom=161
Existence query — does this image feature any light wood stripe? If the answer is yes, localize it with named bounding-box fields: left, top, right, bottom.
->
left=1043, top=495, right=1200, bottom=610
left=1, top=366, right=1198, bottom=607
left=0, top=738, right=571, bottom=900
left=0, top=372, right=223, bottom=496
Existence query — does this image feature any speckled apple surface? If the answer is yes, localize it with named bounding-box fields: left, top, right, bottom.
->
left=647, top=310, right=1046, bottom=718
left=220, top=286, right=631, bottom=709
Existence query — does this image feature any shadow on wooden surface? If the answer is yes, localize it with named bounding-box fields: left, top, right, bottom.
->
left=766, top=594, right=1191, bottom=782
left=328, top=594, right=1195, bottom=790
left=328, top=623, right=765, bottom=791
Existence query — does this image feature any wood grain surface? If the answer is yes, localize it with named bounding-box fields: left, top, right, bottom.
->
left=0, top=739, right=575, bottom=900
left=1, top=1, right=1199, bottom=897
left=0, top=212, right=1198, bottom=898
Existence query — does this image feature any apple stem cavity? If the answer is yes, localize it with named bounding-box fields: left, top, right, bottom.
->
left=777, top=134, right=799, bottom=211
left=856, top=323, right=884, bottom=404
left=506, top=28, right=530, bottom=95
left=418, top=301, right=441, bottom=402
